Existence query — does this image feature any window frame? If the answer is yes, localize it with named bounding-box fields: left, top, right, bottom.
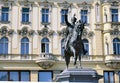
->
left=104, top=71, right=115, bottom=83
left=0, top=70, right=30, bottom=81
left=0, top=37, right=8, bottom=54
left=41, top=8, right=50, bottom=24
left=61, top=9, right=68, bottom=24
left=22, top=7, right=30, bottom=23
left=41, top=38, right=49, bottom=53
left=83, top=39, right=89, bottom=55
left=111, top=9, right=118, bottom=22
left=21, top=37, right=29, bottom=55
left=1, top=7, right=9, bottom=22
left=113, top=38, right=120, bottom=54
left=80, top=9, right=88, bottom=23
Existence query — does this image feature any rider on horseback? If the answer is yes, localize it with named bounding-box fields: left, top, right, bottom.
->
left=64, top=14, right=87, bottom=55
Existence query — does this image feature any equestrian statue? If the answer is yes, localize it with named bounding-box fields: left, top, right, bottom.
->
left=63, top=14, right=87, bottom=68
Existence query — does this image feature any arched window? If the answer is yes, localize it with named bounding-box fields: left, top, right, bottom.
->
left=61, top=39, right=65, bottom=56
left=21, top=37, right=29, bottom=54
left=41, top=38, right=49, bottom=53
left=113, top=38, right=120, bottom=54
left=0, top=37, right=8, bottom=54
left=83, top=39, right=89, bottom=55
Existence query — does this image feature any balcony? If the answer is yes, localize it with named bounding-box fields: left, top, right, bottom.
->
left=36, top=53, right=57, bottom=69
left=105, top=54, right=120, bottom=68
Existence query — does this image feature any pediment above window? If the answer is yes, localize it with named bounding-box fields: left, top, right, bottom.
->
left=17, top=27, right=34, bottom=37
left=77, top=1, right=92, bottom=9
left=58, top=1, right=72, bottom=8
left=19, top=1, right=33, bottom=10
left=38, top=26, right=54, bottom=37
left=39, top=0, right=53, bottom=8
left=111, top=1, right=119, bottom=6
left=1, top=0, right=12, bottom=9
left=0, top=27, right=14, bottom=36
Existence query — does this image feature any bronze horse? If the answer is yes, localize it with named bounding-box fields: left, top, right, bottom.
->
left=64, top=20, right=86, bottom=68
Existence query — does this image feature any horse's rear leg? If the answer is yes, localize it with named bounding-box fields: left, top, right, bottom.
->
left=79, top=54, right=82, bottom=68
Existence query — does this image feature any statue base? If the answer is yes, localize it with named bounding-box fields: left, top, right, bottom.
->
left=54, top=67, right=102, bottom=83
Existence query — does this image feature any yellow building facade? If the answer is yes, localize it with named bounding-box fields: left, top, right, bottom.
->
left=0, top=0, right=120, bottom=82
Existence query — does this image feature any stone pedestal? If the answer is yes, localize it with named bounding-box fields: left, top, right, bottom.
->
left=54, top=67, right=103, bottom=83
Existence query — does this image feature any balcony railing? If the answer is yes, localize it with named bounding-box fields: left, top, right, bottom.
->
left=0, top=54, right=105, bottom=62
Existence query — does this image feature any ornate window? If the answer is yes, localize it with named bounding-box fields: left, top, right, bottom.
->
left=21, top=37, right=29, bottom=54
left=61, top=9, right=68, bottom=24
left=111, top=9, right=118, bottom=22
left=1, top=7, right=9, bottom=22
left=83, top=39, right=89, bottom=55
left=38, top=71, right=52, bottom=82
left=104, top=71, right=114, bottom=83
left=0, top=37, right=8, bottom=54
left=41, top=8, right=49, bottom=23
left=113, top=38, right=120, bottom=54
left=80, top=10, right=88, bottom=23
left=22, top=8, right=30, bottom=23
left=61, top=39, right=65, bottom=56
left=41, top=38, right=49, bottom=53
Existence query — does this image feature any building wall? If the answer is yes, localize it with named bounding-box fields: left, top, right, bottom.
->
left=0, top=0, right=120, bottom=82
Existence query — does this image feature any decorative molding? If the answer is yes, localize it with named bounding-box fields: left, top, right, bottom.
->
left=77, top=1, right=92, bottom=9
left=57, top=28, right=67, bottom=37
left=17, top=27, right=34, bottom=37
left=38, top=26, right=54, bottom=37
left=19, top=0, right=33, bottom=7
left=111, top=22, right=120, bottom=29
left=0, top=27, right=14, bottom=36
left=82, top=29, right=94, bottom=38
left=39, top=0, right=53, bottom=8
left=110, top=28, right=120, bottom=36
left=58, top=1, right=72, bottom=9
left=111, top=1, right=119, bottom=6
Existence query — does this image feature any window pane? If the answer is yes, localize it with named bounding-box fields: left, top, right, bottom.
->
left=111, top=9, right=118, bottom=22
left=20, top=72, right=29, bottom=81
left=46, top=43, right=49, bottom=53
left=42, top=8, right=49, bottom=23
left=1, top=7, right=9, bottom=21
left=0, top=72, right=8, bottom=81
left=22, top=8, right=29, bottom=22
left=41, top=43, right=45, bottom=53
left=10, top=72, right=19, bottom=81
left=83, top=39, right=89, bottom=55
left=61, top=9, right=68, bottom=23
left=21, top=37, right=29, bottom=54
left=39, top=72, right=52, bottom=82
left=0, top=37, right=8, bottom=54
left=104, top=72, right=109, bottom=83
left=109, top=72, right=114, bottom=83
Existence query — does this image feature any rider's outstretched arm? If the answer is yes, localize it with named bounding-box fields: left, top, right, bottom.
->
left=65, top=14, right=71, bottom=27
